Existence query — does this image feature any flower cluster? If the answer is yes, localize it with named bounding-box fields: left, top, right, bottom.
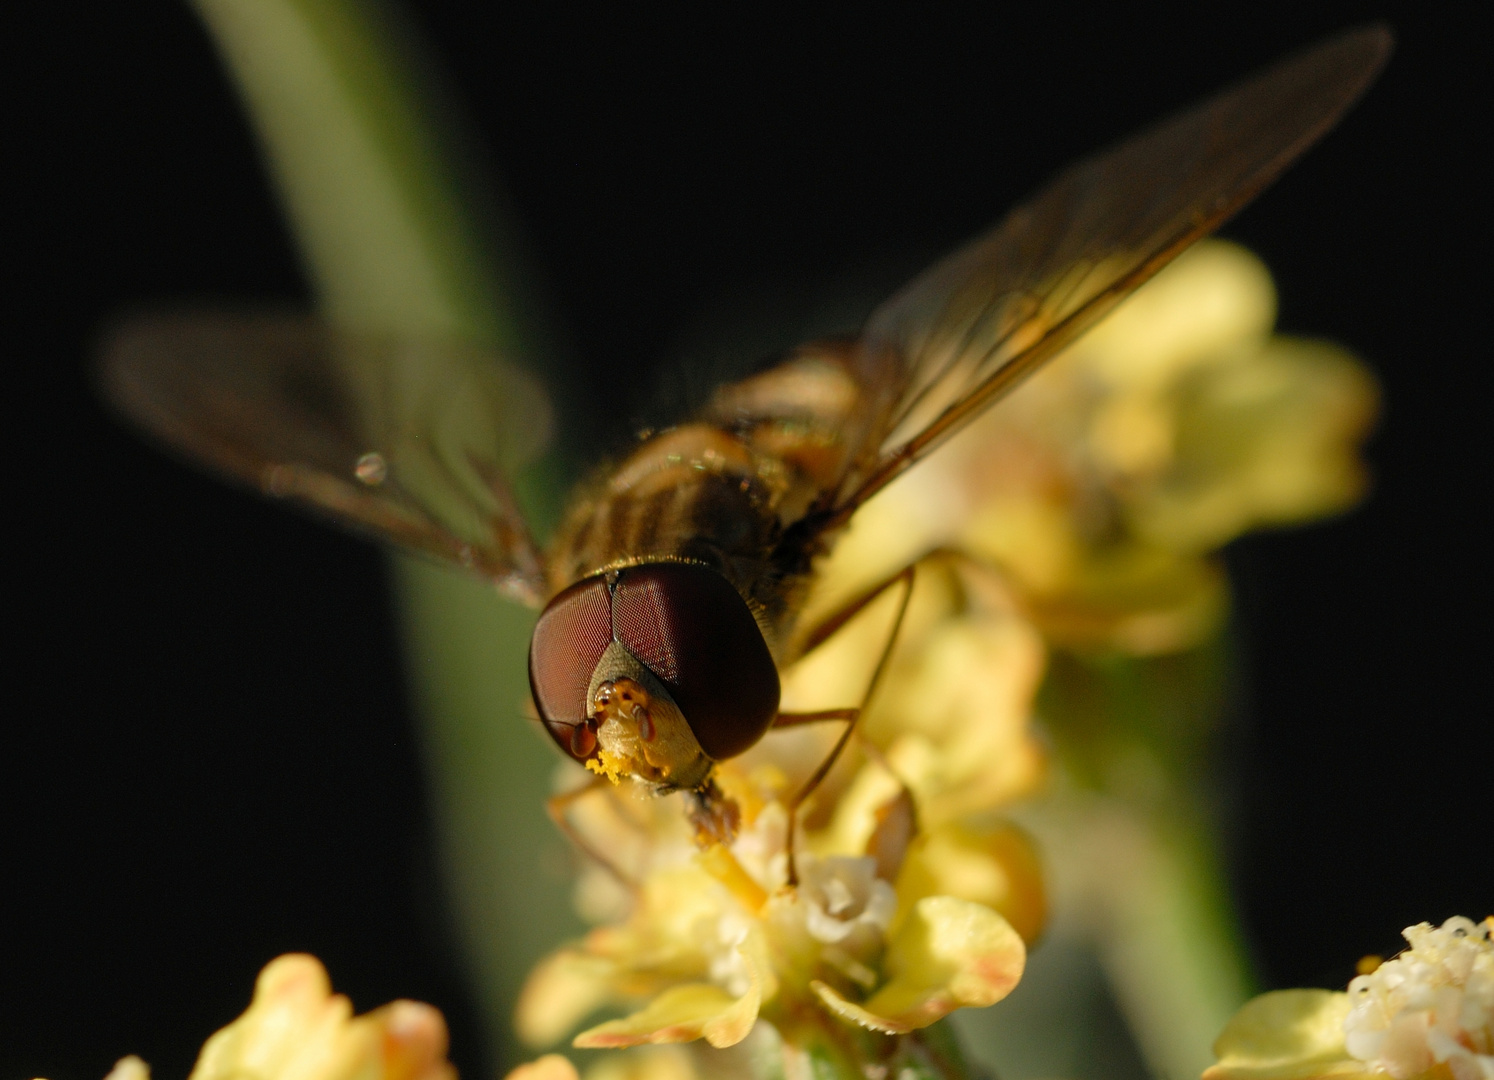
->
left=38, top=956, right=456, bottom=1080
left=517, top=555, right=1046, bottom=1067
left=520, top=729, right=1039, bottom=1056
left=1205, top=916, right=1494, bottom=1080
left=818, top=239, right=1377, bottom=656
left=514, top=238, right=1381, bottom=1076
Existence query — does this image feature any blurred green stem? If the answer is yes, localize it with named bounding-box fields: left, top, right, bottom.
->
left=1035, top=645, right=1258, bottom=1080
left=1097, top=803, right=1254, bottom=1079
left=189, top=0, right=578, bottom=1066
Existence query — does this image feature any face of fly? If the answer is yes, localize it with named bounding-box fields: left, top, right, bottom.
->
left=528, top=563, right=781, bottom=791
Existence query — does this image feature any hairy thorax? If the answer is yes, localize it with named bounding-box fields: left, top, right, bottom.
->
left=545, top=342, right=868, bottom=652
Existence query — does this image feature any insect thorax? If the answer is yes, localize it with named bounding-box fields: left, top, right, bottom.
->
left=546, top=342, right=867, bottom=650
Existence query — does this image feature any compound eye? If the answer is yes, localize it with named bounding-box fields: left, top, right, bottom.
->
left=529, top=576, right=613, bottom=760
left=611, top=564, right=780, bottom=761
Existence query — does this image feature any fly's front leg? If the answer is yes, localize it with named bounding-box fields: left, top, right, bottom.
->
left=775, top=565, right=915, bottom=886
left=782, top=546, right=997, bottom=665
left=771, top=707, right=858, bottom=729
left=546, top=774, right=641, bottom=895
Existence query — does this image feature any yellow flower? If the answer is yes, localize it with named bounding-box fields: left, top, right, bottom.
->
left=189, top=955, right=455, bottom=1080
left=517, top=509, right=1051, bottom=1059
left=890, top=820, right=1047, bottom=946
left=38, top=956, right=455, bottom=1080
left=578, top=1048, right=699, bottom=1080
left=503, top=1045, right=716, bottom=1080
left=781, top=556, right=1048, bottom=846
left=1205, top=917, right=1494, bottom=1080
left=807, top=239, right=1377, bottom=655
left=504, top=1055, right=581, bottom=1080
left=519, top=764, right=1030, bottom=1052
left=513, top=241, right=1379, bottom=1068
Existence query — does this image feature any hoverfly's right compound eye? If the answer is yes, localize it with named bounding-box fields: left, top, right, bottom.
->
left=528, top=576, right=613, bottom=760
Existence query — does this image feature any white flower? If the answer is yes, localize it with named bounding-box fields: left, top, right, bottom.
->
left=797, top=854, right=898, bottom=946
left=1205, top=916, right=1494, bottom=1080
left=1345, top=917, right=1494, bottom=1080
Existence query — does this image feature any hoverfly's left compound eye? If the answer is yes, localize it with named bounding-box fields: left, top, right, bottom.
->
left=529, top=576, right=613, bottom=760
left=611, top=563, right=780, bottom=761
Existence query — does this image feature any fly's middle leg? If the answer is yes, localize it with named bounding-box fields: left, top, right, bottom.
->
left=772, top=564, right=915, bottom=886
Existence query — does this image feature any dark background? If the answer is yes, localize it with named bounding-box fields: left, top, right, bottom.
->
left=2, top=3, right=1487, bottom=1080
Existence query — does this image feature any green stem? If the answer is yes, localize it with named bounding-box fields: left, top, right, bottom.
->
left=1029, top=645, right=1258, bottom=1079
left=1091, top=798, right=1255, bottom=1079
left=189, top=0, right=578, bottom=1065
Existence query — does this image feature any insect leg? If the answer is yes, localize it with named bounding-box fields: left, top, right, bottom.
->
left=782, top=565, right=915, bottom=886
left=784, top=560, right=928, bottom=666
left=776, top=716, right=920, bottom=882
left=771, top=707, right=858, bottom=728
left=546, top=774, right=642, bottom=895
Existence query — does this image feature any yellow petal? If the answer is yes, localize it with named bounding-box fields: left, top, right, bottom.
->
left=1132, top=337, right=1377, bottom=553
left=867, top=615, right=1047, bottom=822
left=1089, top=391, right=1176, bottom=475
left=1203, top=990, right=1372, bottom=1080
left=517, top=949, right=619, bottom=1048
left=960, top=498, right=1081, bottom=597
left=814, top=897, right=1025, bottom=1033
left=573, top=981, right=758, bottom=1050
left=895, top=823, right=1047, bottom=944
left=811, top=981, right=905, bottom=1035
left=366, top=1000, right=456, bottom=1080
left=189, top=955, right=455, bottom=1080
left=504, top=1055, right=580, bottom=1080
left=698, top=843, right=769, bottom=914
left=581, top=1047, right=700, bottom=1080
left=190, top=955, right=358, bottom=1080
left=1072, top=239, right=1277, bottom=389
left=103, top=1059, right=151, bottom=1080
left=1020, top=544, right=1228, bottom=655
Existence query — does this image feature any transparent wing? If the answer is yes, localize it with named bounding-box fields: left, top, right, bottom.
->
left=101, top=312, right=552, bottom=606
left=829, top=24, right=1392, bottom=519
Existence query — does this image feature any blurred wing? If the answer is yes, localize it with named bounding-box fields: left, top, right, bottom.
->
left=830, top=24, right=1392, bottom=518
left=101, top=312, right=552, bottom=606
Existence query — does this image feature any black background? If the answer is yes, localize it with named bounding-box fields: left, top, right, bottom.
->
left=2, top=3, right=1488, bottom=1080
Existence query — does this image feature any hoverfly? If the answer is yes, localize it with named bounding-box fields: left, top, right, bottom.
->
left=103, top=27, right=1390, bottom=881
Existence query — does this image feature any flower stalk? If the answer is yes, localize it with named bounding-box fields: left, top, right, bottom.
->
left=187, top=0, right=579, bottom=1066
